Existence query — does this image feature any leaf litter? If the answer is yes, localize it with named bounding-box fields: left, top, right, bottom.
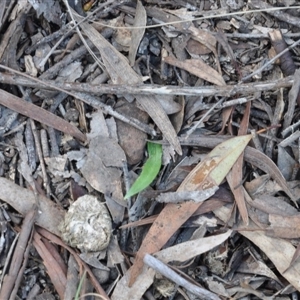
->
left=0, top=1, right=300, bottom=299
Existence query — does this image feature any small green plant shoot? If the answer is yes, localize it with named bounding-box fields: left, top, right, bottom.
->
left=125, top=142, right=162, bottom=199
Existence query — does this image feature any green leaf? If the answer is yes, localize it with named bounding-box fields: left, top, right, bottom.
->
left=125, top=142, right=162, bottom=199
left=75, top=271, right=86, bottom=300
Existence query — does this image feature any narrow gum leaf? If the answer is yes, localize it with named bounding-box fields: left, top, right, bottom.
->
left=179, top=134, right=252, bottom=191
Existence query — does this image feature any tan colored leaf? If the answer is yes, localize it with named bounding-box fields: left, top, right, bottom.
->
left=81, top=135, right=126, bottom=223
left=156, top=230, right=232, bottom=263
left=188, top=25, right=221, bottom=73
left=218, top=106, right=234, bottom=134
left=163, top=56, right=225, bottom=86
left=179, top=135, right=296, bottom=202
left=179, top=134, right=252, bottom=192
left=238, top=255, right=281, bottom=284
left=129, top=134, right=252, bottom=286
left=128, top=0, right=146, bottom=66
left=0, top=89, right=86, bottom=142
left=227, top=101, right=251, bottom=224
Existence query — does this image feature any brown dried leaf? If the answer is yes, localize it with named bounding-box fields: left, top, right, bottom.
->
left=169, top=95, right=185, bottom=133
left=111, top=265, right=155, bottom=300
left=128, top=0, right=146, bottom=66
left=218, top=106, right=234, bottom=134
left=247, top=194, right=298, bottom=217
left=163, top=56, right=226, bottom=86
left=227, top=101, right=251, bottom=224
left=33, top=231, right=66, bottom=299
left=238, top=255, right=281, bottom=284
left=186, top=38, right=212, bottom=55
left=0, top=89, right=86, bottom=142
left=240, top=227, right=300, bottom=291
left=188, top=26, right=217, bottom=56
left=115, top=99, right=148, bottom=165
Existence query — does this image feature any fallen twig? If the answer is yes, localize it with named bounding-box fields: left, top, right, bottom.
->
left=143, top=254, right=221, bottom=300
left=0, top=68, right=294, bottom=97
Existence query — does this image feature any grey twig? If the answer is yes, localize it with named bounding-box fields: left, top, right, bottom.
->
left=143, top=254, right=221, bottom=300
left=0, top=69, right=294, bottom=97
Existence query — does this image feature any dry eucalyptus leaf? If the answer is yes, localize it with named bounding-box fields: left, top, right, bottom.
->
left=238, top=255, right=281, bottom=284
left=247, top=194, right=298, bottom=217
left=156, top=95, right=182, bottom=115
left=277, top=145, right=297, bottom=180
left=155, top=230, right=232, bottom=263
left=163, top=56, right=226, bottom=86
left=86, top=110, right=109, bottom=140
left=128, top=0, right=146, bottom=66
left=59, top=195, right=112, bottom=252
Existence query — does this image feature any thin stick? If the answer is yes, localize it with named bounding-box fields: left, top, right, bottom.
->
left=0, top=68, right=294, bottom=97
left=184, top=98, right=224, bottom=138
left=143, top=254, right=221, bottom=300
left=92, top=5, right=300, bottom=30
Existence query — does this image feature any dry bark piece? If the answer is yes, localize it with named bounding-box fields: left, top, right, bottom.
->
left=59, top=195, right=112, bottom=252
